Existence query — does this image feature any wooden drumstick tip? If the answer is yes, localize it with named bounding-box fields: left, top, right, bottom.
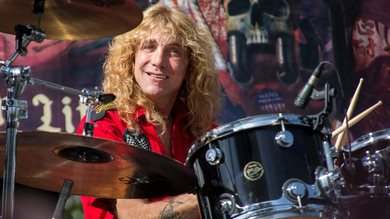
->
left=334, top=78, right=364, bottom=150
left=332, top=100, right=383, bottom=139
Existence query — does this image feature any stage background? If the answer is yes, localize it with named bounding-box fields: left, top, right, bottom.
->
left=0, top=0, right=389, bottom=218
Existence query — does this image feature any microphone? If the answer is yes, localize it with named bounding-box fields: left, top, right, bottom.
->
left=294, top=62, right=325, bottom=108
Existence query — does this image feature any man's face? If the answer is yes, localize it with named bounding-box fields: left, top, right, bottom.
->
left=134, top=33, right=189, bottom=104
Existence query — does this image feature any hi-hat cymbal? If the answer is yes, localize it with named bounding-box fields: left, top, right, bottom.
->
left=0, top=131, right=196, bottom=199
left=0, top=0, right=143, bottom=40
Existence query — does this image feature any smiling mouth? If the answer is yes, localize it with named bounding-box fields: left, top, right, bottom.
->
left=146, top=72, right=169, bottom=79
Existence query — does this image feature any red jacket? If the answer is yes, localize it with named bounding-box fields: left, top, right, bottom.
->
left=76, top=101, right=197, bottom=219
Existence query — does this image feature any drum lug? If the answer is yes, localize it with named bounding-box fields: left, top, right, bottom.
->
left=205, top=147, right=223, bottom=165
left=275, top=130, right=294, bottom=148
left=362, top=152, right=387, bottom=185
left=215, top=193, right=235, bottom=217
left=275, top=114, right=294, bottom=148
left=283, top=178, right=308, bottom=202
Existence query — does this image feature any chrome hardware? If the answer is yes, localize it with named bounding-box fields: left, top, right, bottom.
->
left=205, top=148, right=223, bottom=165
left=284, top=179, right=307, bottom=202
left=275, top=130, right=294, bottom=148
left=322, top=140, right=335, bottom=171
left=362, top=151, right=386, bottom=186
left=215, top=193, right=235, bottom=216
left=275, top=113, right=294, bottom=148
left=315, top=166, right=344, bottom=198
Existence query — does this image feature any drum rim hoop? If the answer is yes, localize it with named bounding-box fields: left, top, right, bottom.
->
left=186, top=113, right=314, bottom=164
left=347, top=128, right=390, bottom=151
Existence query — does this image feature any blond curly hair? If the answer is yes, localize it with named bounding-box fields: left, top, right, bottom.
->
left=102, top=4, right=222, bottom=136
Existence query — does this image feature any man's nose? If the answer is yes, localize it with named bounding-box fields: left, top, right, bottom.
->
left=151, top=48, right=167, bottom=68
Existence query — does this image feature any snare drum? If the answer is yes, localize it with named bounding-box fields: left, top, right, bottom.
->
left=340, top=128, right=390, bottom=193
left=186, top=114, right=335, bottom=219
left=338, top=129, right=390, bottom=219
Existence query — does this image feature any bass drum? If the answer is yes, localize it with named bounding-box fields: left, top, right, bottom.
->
left=187, top=114, right=337, bottom=219
left=338, top=129, right=390, bottom=219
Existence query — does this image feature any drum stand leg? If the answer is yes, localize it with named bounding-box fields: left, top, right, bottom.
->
left=1, top=25, right=44, bottom=219
left=51, top=179, right=73, bottom=219
left=1, top=64, right=30, bottom=219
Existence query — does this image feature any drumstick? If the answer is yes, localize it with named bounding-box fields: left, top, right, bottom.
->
left=334, top=78, right=364, bottom=150
left=332, top=100, right=383, bottom=138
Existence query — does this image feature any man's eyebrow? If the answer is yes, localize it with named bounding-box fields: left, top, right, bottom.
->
left=166, top=42, right=185, bottom=48
left=142, top=39, right=156, bottom=44
left=169, top=42, right=181, bottom=46
left=141, top=39, right=183, bottom=48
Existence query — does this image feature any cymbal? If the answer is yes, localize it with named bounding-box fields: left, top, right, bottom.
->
left=0, top=0, right=143, bottom=40
left=0, top=131, right=196, bottom=199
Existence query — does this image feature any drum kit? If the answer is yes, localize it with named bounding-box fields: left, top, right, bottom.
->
left=185, top=77, right=388, bottom=219
left=0, top=1, right=389, bottom=219
left=187, top=117, right=389, bottom=219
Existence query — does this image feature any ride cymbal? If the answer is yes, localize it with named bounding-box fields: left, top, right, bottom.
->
left=0, top=131, right=196, bottom=198
left=0, top=0, right=143, bottom=40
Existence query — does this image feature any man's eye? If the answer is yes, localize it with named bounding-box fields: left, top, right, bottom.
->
left=142, top=43, right=155, bottom=50
left=169, top=46, right=181, bottom=55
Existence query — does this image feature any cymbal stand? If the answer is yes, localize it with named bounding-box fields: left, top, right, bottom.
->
left=30, top=79, right=115, bottom=218
left=0, top=25, right=45, bottom=219
left=79, top=88, right=104, bottom=137
left=0, top=66, right=30, bottom=219
left=4, top=25, right=45, bottom=67
left=30, top=79, right=115, bottom=137
left=77, top=88, right=115, bottom=136
left=51, top=179, right=73, bottom=219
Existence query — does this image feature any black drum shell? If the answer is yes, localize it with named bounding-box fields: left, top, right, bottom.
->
left=187, top=115, right=325, bottom=218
